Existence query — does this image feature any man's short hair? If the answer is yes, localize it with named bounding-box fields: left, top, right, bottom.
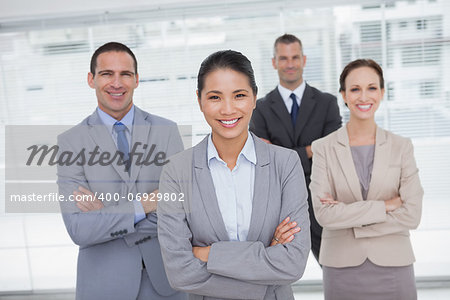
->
left=90, top=42, right=138, bottom=76
left=273, top=34, right=303, bottom=56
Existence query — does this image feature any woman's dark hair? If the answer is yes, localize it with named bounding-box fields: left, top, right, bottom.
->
left=339, top=59, right=384, bottom=92
left=197, top=50, right=258, bottom=96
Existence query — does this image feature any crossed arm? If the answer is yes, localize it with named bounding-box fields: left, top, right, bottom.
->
left=192, top=216, right=301, bottom=262
left=157, top=152, right=311, bottom=298
left=310, top=139, right=423, bottom=237
left=57, top=136, right=168, bottom=247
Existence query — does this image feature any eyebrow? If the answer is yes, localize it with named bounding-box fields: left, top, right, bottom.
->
left=206, top=90, right=223, bottom=95
left=97, top=70, right=113, bottom=74
left=97, top=69, right=135, bottom=75
left=349, top=83, right=378, bottom=87
left=278, top=55, right=300, bottom=58
left=206, top=89, right=249, bottom=95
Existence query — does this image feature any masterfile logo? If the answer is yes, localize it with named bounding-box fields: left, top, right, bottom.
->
left=4, top=125, right=191, bottom=213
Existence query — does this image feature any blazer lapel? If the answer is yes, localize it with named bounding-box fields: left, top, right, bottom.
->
left=87, top=110, right=129, bottom=183
left=367, top=127, right=389, bottom=200
left=333, top=127, right=363, bottom=202
left=269, top=89, right=295, bottom=143
left=294, top=84, right=316, bottom=141
left=129, top=107, right=151, bottom=187
left=193, top=136, right=230, bottom=241
left=246, top=134, right=270, bottom=241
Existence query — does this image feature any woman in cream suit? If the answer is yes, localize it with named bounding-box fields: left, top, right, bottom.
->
left=310, top=59, right=423, bottom=300
left=157, top=50, right=311, bottom=300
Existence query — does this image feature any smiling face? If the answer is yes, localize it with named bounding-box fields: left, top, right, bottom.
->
left=198, top=68, right=256, bottom=146
left=88, top=51, right=139, bottom=120
left=272, top=42, right=306, bottom=90
left=341, top=66, right=385, bottom=122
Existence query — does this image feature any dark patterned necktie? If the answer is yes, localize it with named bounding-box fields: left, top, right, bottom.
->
left=290, top=93, right=299, bottom=126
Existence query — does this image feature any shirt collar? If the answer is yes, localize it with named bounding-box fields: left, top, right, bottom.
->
left=97, top=105, right=135, bottom=134
left=277, top=80, right=306, bottom=104
left=207, top=133, right=257, bottom=168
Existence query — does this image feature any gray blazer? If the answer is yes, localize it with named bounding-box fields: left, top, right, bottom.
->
left=157, top=133, right=311, bottom=300
left=57, top=106, right=185, bottom=300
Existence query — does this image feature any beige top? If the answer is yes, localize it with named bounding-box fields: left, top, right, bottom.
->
left=350, top=145, right=375, bottom=200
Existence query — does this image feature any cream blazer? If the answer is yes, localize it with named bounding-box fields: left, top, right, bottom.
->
left=310, top=126, right=423, bottom=268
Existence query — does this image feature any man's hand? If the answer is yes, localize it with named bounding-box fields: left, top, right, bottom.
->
left=192, top=246, right=211, bottom=262
left=305, top=145, right=313, bottom=159
left=74, top=186, right=104, bottom=212
left=141, top=189, right=159, bottom=214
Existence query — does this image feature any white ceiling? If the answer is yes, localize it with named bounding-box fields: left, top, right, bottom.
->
left=0, top=0, right=394, bottom=22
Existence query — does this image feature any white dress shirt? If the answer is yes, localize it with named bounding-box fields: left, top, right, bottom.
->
left=207, top=133, right=256, bottom=241
left=277, top=81, right=306, bottom=113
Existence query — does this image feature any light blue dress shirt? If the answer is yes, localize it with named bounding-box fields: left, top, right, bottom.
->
left=207, top=133, right=256, bottom=241
left=97, top=106, right=134, bottom=149
left=277, top=80, right=306, bottom=113
left=97, top=105, right=146, bottom=224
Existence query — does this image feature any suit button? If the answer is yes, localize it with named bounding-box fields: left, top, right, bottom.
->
left=124, top=229, right=128, bottom=234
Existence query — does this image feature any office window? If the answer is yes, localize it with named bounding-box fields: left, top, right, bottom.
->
left=387, top=82, right=395, bottom=101
left=417, top=19, right=428, bottom=30
left=420, top=80, right=440, bottom=98
left=401, top=43, right=441, bottom=66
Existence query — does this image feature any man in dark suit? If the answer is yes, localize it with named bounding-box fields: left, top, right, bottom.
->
left=250, top=34, right=342, bottom=263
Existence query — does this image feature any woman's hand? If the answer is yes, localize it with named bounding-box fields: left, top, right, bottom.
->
left=270, top=216, right=301, bottom=246
left=192, top=246, right=211, bottom=262
left=320, top=193, right=338, bottom=205
left=384, top=196, right=402, bottom=212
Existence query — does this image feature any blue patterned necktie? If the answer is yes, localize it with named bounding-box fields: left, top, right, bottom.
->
left=290, top=93, right=299, bottom=126
left=113, top=122, right=130, bottom=172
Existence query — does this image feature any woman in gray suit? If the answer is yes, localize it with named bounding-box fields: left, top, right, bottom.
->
left=157, top=50, right=311, bottom=299
left=310, top=59, right=423, bottom=299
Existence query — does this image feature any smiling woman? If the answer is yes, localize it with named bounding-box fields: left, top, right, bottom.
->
left=310, top=59, right=423, bottom=300
left=197, top=68, right=256, bottom=169
left=157, top=50, right=311, bottom=299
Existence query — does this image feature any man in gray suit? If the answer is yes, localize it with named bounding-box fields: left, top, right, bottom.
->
left=57, top=42, right=186, bottom=300
left=250, top=34, right=342, bottom=263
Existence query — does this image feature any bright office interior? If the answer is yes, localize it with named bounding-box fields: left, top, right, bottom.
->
left=0, top=0, right=449, bottom=297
